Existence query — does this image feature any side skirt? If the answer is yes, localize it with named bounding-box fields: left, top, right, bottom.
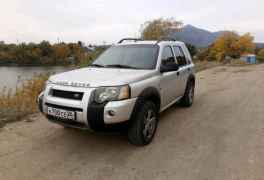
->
left=160, top=96, right=183, bottom=113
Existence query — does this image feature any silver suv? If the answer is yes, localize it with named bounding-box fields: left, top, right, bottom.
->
left=38, top=38, right=195, bottom=145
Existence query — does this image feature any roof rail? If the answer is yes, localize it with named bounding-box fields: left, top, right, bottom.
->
left=118, top=38, right=142, bottom=44
left=156, top=38, right=176, bottom=44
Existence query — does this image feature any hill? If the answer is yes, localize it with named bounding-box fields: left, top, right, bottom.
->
left=256, top=42, right=264, bottom=49
left=170, top=25, right=226, bottom=47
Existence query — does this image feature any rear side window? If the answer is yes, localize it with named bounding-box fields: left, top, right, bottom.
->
left=173, top=46, right=187, bottom=66
left=161, top=46, right=176, bottom=65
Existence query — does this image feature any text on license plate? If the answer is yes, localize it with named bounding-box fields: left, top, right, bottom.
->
left=47, top=107, right=75, bottom=120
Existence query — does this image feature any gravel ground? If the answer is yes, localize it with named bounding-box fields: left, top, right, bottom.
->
left=0, top=64, right=264, bottom=180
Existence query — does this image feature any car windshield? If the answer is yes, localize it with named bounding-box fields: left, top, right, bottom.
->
left=91, top=45, right=159, bottom=70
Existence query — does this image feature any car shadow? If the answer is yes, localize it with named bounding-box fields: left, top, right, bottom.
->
left=39, top=102, right=195, bottom=168
left=53, top=102, right=184, bottom=146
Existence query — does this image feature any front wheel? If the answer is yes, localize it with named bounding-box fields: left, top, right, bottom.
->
left=127, top=101, right=158, bottom=146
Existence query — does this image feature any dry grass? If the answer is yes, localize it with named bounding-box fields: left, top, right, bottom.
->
left=0, top=74, right=49, bottom=128
left=229, top=59, right=250, bottom=66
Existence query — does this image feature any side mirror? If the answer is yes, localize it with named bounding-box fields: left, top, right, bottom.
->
left=160, top=63, right=179, bottom=73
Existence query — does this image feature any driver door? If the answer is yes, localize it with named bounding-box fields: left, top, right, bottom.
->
left=160, top=46, right=182, bottom=109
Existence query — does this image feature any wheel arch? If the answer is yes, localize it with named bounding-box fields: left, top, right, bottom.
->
left=187, top=74, right=196, bottom=86
left=182, top=73, right=195, bottom=97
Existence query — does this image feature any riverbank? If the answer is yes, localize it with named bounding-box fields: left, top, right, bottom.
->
left=0, top=74, right=48, bottom=128
left=0, top=66, right=72, bottom=90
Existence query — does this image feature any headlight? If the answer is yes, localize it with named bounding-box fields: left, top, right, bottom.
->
left=94, top=85, right=130, bottom=103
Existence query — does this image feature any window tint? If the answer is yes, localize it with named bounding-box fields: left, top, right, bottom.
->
left=173, top=46, right=187, bottom=66
left=161, top=46, right=175, bottom=65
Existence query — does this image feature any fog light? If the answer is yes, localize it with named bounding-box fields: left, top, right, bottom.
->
left=108, top=110, right=116, bottom=116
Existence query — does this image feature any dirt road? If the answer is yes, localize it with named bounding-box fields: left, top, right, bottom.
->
left=1, top=65, right=264, bottom=180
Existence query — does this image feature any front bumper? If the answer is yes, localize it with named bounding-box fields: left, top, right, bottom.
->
left=38, top=85, right=136, bottom=130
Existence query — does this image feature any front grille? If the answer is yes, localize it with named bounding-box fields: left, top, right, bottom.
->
left=50, top=89, right=84, bottom=100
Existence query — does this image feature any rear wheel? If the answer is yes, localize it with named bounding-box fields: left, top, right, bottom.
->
left=180, top=81, right=195, bottom=107
left=127, top=101, right=158, bottom=146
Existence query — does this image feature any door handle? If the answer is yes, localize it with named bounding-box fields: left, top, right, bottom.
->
left=188, top=68, right=191, bottom=71
left=177, top=72, right=180, bottom=76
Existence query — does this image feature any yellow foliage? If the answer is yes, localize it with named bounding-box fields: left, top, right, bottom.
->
left=141, top=18, right=183, bottom=40
left=209, top=32, right=255, bottom=62
left=52, top=44, right=71, bottom=63
left=235, top=33, right=255, bottom=55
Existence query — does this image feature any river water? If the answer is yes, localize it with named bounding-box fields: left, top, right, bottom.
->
left=0, top=66, right=72, bottom=90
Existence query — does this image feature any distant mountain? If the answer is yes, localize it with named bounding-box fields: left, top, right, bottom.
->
left=170, top=25, right=226, bottom=48
left=256, top=42, right=264, bottom=49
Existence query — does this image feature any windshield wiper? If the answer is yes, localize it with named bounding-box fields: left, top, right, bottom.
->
left=89, top=64, right=105, bottom=68
left=105, top=64, right=140, bottom=69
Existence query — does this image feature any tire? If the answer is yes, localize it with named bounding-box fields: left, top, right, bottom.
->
left=180, top=80, right=195, bottom=107
left=127, top=101, right=158, bottom=146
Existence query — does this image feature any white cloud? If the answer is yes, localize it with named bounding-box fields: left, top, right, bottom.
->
left=0, top=0, right=263, bottom=44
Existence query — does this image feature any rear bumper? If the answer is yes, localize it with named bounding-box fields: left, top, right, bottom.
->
left=38, top=85, right=136, bottom=130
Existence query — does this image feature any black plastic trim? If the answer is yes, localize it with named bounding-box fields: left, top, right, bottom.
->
left=118, top=38, right=142, bottom=44
left=45, top=103, right=83, bottom=112
left=188, top=74, right=196, bottom=84
left=87, top=91, right=107, bottom=131
left=184, top=74, right=196, bottom=93
left=50, top=89, right=84, bottom=100
left=131, top=87, right=161, bottom=118
left=138, top=87, right=161, bottom=102
left=38, top=95, right=43, bottom=113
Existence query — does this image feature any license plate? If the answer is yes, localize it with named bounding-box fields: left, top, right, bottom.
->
left=47, top=107, right=75, bottom=120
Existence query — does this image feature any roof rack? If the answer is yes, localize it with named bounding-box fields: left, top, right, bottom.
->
left=156, top=38, right=176, bottom=44
left=118, top=38, right=142, bottom=44
left=118, top=38, right=177, bottom=44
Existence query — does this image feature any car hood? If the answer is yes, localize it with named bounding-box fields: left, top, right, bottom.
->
left=49, top=67, right=156, bottom=87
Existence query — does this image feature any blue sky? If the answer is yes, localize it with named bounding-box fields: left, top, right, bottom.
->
left=0, top=0, right=263, bottom=44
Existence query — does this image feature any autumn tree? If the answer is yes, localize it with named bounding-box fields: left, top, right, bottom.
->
left=52, top=43, right=71, bottom=64
left=235, top=33, right=255, bottom=55
left=0, top=41, right=90, bottom=65
left=39, top=41, right=53, bottom=57
left=68, top=43, right=85, bottom=65
left=208, top=32, right=255, bottom=61
left=141, top=18, right=183, bottom=40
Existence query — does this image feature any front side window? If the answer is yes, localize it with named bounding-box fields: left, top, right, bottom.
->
left=92, top=45, right=159, bottom=69
left=161, top=46, right=176, bottom=65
